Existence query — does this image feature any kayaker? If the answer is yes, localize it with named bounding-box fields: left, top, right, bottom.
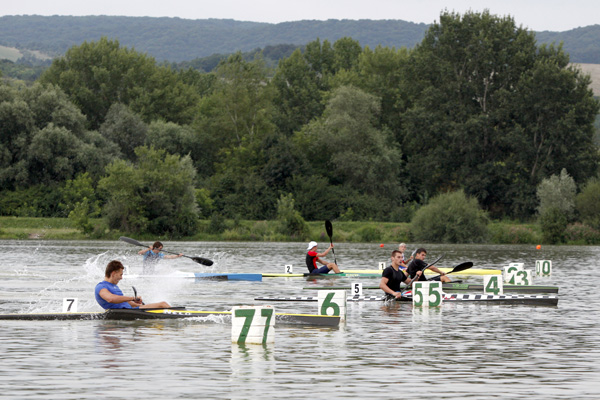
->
left=306, top=241, right=341, bottom=274
left=95, top=260, right=171, bottom=309
left=138, top=241, right=183, bottom=274
left=380, top=250, right=421, bottom=299
left=406, top=248, right=451, bottom=282
left=397, top=243, right=412, bottom=270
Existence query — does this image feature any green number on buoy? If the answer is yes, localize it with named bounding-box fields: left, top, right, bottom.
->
left=234, top=309, right=255, bottom=343
left=320, top=292, right=340, bottom=316
left=485, top=276, right=501, bottom=295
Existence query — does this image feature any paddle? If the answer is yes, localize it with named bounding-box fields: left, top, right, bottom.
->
left=132, top=286, right=145, bottom=305
left=324, top=220, right=337, bottom=265
left=431, top=261, right=473, bottom=279
left=119, top=236, right=214, bottom=266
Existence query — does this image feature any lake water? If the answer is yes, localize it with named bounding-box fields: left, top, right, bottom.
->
left=1, top=240, right=599, bottom=399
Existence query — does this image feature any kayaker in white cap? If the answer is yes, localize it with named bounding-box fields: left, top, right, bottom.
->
left=305, top=241, right=341, bottom=274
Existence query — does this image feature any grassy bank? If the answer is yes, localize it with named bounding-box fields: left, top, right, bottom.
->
left=0, top=216, right=547, bottom=244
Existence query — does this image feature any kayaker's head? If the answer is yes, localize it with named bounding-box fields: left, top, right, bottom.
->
left=105, top=260, right=125, bottom=283
left=414, top=248, right=427, bottom=261
left=391, top=250, right=403, bottom=267
left=307, top=241, right=318, bottom=252
left=152, top=241, right=163, bottom=253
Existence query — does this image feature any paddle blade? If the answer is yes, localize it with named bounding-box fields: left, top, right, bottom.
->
left=449, top=262, right=473, bottom=274
left=325, top=220, right=333, bottom=239
left=120, top=236, right=145, bottom=247
left=191, top=256, right=214, bottom=266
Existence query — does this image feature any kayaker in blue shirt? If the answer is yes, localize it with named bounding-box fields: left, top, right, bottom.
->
left=138, top=241, right=183, bottom=274
left=95, top=260, right=171, bottom=309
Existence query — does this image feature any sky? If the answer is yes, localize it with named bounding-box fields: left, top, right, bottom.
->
left=2, top=0, right=598, bottom=32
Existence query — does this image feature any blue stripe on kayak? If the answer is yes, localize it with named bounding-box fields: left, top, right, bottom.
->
left=193, top=273, right=263, bottom=282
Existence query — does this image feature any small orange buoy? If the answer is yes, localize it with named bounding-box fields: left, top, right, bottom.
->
left=536, top=245, right=541, bottom=250
left=380, top=244, right=384, bottom=248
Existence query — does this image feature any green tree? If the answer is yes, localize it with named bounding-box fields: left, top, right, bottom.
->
left=539, top=207, right=567, bottom=244
left=410, top=190, right=489, bottom=243
left=303, top=38, right=335, bottom=88
left=146, top=120, right=209, bottom=176
left=0, top=83, right=119, bottom=190
left=401, top=11, right=599, bottom=218
left=299, top=85, right=403, bottom=198
left=61, top=173, right=101, bottom=234
left=195, top=53, right=275, bottom=149
left=99, top=103, right=148, bottom=161
left=276, top=193, right=309, bottom=239
left=98, top=146, right=199, bottom=236
left=272, top=49, right=323, bottom=135
left=356, top=45, right=410, bottom=134
left=575, top=178, right=600, bottom=229
left=536, top=168, right=576, bottom=219
left=40, top=37, right=199, bottom=129
left=333, top=37, right=362, bottom=72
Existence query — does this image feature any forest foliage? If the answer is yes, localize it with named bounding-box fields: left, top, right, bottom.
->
left=1, top=11, right=599, bottom=242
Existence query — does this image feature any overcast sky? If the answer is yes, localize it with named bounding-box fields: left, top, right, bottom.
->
left=2, top=0, right=598, bottom=32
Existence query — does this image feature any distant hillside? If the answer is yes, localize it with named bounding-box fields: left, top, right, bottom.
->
left=0, top=16, right=598, bottom=64
left=536, top=25, right=600, bottom=64
left=0, top=16, right=428, bottom=62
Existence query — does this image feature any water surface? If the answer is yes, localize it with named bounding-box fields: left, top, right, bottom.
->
left=1, top=240, right=599, bottom=399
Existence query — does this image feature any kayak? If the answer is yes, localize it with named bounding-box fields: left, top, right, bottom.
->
left=124, top=272, right=263, bottom=282
left=254, top=294, right=559, bottom=306
left=302, top=283, right=559, bottom=294
left=0, top=308, right=340, bottom=326
left=263, top=267, right=501, bottom=278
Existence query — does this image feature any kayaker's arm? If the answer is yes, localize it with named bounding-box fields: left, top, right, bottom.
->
left=379, top=277, right=402, bottom=299
left=427, top=266, right=446, bottom=276
left=98, top=288, right=142, bottom=307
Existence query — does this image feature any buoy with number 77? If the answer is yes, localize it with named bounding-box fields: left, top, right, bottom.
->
left=231, top=306, right=275, bottom=345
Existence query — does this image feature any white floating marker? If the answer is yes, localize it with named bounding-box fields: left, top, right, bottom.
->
left=412, top=281, right=443, bottom=307
left=352, top=282, right=363, bottom=296
left=484, top=275, right=503, bottom=295
left=503, top=264, right=524, bottom=283
left=284, top=264, right=293, bottom=274
left=318, top=290, right=346, bottom=321
left=231, top=306, right=275, bottom=345
left=378, top=262, right=386, bottom=270
left=535, top=260, right=552, bottom=276
left=513, top=270, right=533, bottom=285
left=62, top=298, right=78, bottom=313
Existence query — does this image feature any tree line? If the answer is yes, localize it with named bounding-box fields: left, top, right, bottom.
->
left=1, top=11, right=599, bottom=240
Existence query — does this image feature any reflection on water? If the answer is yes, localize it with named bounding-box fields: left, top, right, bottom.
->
left=1, top=240, right=600, bottom=398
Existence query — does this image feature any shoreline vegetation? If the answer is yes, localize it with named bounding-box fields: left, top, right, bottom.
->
left=0, top=216, right=553, bottom=245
